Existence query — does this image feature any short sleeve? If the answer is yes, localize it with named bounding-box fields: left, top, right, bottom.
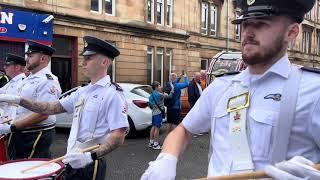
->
left=182, top=85, right=213, bottom=134
left=106, top=91, right=129, bottom=130
left=36, top=79, right=62, bottom=102
left=59, top=87, right=82, bottom=114
left=310, top=96, right=320, bottom=148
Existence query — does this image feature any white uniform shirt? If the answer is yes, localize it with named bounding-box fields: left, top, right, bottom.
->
left=60, top=75, right=129, bottom=142
left=0, top=73, right=26, bottom=94
left=182, top=54, right=320, bottom=177
left=17, top=67, right=61, bottom=126
left=0, top=73, right=26, bottom=120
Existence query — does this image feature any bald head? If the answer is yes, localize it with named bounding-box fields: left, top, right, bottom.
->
left=194, top=72, right=201, bottom=82
left=170, top=73, right=177, bottom=82
left=200, top=70, right=207, bottom=80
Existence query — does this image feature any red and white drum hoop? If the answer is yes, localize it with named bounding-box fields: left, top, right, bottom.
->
left=0, top=158, right=64, bottom=180
left=0, top=136, right=6, bottom=162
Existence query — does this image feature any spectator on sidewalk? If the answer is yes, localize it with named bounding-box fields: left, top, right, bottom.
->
left=200, top=70, right=207, bottom=90
left=148, top=81, right=173, bottom=150
left=164, top=71, right=189, bottom=133
left=188, top=72, right=202, bottom=108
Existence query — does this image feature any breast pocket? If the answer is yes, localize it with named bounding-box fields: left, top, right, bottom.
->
left=249, top=109, right=277, bottom=158
left=83, top=99, right=102, bottom=135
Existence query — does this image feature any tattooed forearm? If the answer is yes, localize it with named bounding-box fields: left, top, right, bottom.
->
left=20, top=98, right=66, bottom=115
left=95, top=133, right=125, bottom=157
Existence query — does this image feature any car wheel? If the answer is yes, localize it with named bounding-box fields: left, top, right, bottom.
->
left=126, top=117, right=137, bottom=138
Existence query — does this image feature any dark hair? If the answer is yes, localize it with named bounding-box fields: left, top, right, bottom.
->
left=151, top=81, right=160, bottom=90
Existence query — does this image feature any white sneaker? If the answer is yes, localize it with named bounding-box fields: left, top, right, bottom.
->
left=148, top=142, right=154, bottom=148
left=152, top=144, right=162, bottom=150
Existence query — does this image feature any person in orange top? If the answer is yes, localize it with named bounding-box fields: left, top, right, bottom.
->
left=199, top=70, right=207, bottom=90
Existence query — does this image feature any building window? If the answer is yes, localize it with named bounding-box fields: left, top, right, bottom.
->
left=105, top=0, right=116, bottom=16
left=201, top=59, right=209, bottom=70
left=147, top=47, right=171, bottom=85
left=147, top=0, right=172, bottom=26
left=201, top=2, right=218, bottom=36
left=318, top=1, right=320, bottom=22
left=317, top=32, right=320, bottom=55
left=91, top=0, right=115, bottom=15
left=201, top=2, right=208, bottom=35
left=302, top=30, right=312, bottom=54
left=157, top=0, right=164, bottom=25
left=91, top=0, right=102, bottom=13
left=147, top=47, right=154, bottom=85
left=166, top=0, right=173, bottom=26
left=147, top=0, right=154, bottom=23
left=164, top=49, right=172, bottom=82
left=305, top=10, right=312, bottom=20
left=210, top=5, right=217, bottom=36
left=154, top=48, right=164, bottom=84
left=235, top=13, right=241, bottom=40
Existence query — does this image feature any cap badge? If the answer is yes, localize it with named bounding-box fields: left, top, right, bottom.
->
left=84, top=41, right=88, bottom=48
left=247, top=0, right=255, bottom=5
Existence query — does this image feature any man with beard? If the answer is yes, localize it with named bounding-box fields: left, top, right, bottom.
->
left=0, top=40, right=61, bottom=160
left=141, top=0, right=320, bottom=179
left=0, top=36, right=128, bottom=180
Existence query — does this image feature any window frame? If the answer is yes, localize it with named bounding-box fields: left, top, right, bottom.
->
left=147, top=0, right=155, bottom=23
left=147, top=47, right=154, bottom=85
left=155, top=47, right=164, bottom=84
left=90, top=0, right=102, bottom=13
left=157, top=0, right=165, bottom=25
left=166, top=0, right=173, bottom=26
left=201, top=2, right=209, bottom=35
left=302, top=30, right=312, bottom=54
left=210, top=4, right=217, bottom=37
left=105, top=0, right=116, bottom=16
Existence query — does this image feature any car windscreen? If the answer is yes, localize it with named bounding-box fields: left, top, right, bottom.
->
left=131, top=86, right=153, bottom=98
left=212, top=59, right=239, bottom=74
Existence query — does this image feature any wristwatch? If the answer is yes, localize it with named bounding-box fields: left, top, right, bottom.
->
left=10, top=124, right=17, bottom=133
left=91, top=151, right=98, bottom=161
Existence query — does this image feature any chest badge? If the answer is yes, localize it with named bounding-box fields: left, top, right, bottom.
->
left=264, top=93, right=282, bottom=101
left=233, top=111, right=241, bottom=121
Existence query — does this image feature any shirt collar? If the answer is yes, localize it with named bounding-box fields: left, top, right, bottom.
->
left=232, top=54, right=291, bottom=85
left=92, top=75, right=111, bottom=87
left=11, top=73, right=26, bottom=82
left=29, top=66, right=51, bottom=78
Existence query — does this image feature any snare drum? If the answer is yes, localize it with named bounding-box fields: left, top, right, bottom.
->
left=0, top=158, right=65, bottom=180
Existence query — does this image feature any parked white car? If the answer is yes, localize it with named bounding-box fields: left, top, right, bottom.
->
left=55, top=83, right=157, bottom=137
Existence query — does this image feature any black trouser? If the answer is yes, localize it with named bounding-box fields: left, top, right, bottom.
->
left=64, top=159, right=106, bottom=180
left=7, top=128, right=55, bottom=159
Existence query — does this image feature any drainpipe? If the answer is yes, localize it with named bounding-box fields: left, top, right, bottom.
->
left=226, top=0, right=229, bottom=51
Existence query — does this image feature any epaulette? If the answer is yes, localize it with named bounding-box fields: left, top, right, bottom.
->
left=301, top=67, right=320, bottom=74
left=111, top=82, right=123, bottom=91
left=46, top=74, right=54, bottom=80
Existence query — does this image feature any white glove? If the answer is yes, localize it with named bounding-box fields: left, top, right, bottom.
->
left=141, top=153, right=177, bottom=180
left=62, top=152, right=93, bottom=169
left=0, top=124, right=10, bottom=135
left=265, top=156, right=320, bottom=180
left=0, top=94, right=21, bottom=104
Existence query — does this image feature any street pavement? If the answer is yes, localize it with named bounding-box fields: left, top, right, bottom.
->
left=52, top=126, right=209, bottom=180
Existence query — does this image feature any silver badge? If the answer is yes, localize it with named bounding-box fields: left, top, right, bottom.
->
left=247, top=0, right=255, bottom=5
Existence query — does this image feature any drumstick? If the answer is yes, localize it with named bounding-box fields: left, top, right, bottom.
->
left=197, top=164, right=320, bottom=180
left=0, top=119, right=12, bottom=124
left=21, top=144, right=100, bottom=173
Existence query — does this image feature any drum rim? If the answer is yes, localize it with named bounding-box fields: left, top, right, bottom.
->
left=0, top=158, right=64, bottom=180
